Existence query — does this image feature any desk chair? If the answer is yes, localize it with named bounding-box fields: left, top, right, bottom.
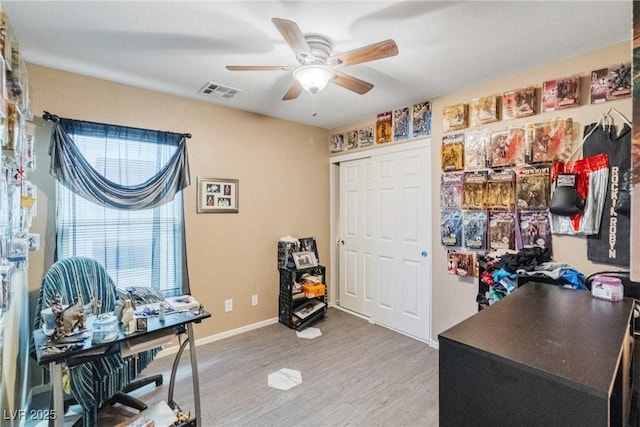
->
left=32, top=257, right=163, bottom=426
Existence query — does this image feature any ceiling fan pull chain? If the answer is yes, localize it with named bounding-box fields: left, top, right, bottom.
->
left=310, top=96, right=317, bottom=117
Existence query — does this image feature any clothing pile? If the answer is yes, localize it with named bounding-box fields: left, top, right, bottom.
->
left=477, top=247, right=586, bottom=308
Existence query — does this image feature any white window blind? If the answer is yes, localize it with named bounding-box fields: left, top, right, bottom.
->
left=56, top=132, right=184, bottom=296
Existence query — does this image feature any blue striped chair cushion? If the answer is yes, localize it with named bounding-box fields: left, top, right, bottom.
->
left=32, top=257, right=161, bottom=426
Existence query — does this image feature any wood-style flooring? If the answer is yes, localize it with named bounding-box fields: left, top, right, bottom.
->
left=90, top=308, right=439, bottom=426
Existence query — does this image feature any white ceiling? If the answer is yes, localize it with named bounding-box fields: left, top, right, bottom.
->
left=4, top=1, right=632, bottom=129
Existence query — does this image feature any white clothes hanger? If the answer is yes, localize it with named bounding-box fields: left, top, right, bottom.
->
left=568, top=107, right=632, bottom=160
left=605, top=106, right=632, bottom=127
left=568, top=115, right=604, bottom=161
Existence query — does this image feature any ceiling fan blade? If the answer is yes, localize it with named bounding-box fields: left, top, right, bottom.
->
left=282, top=80, right=304, bottom=101
left=328, top=39, right=398, bottom=67
left=272, top=18, right=312, bottom=58
left=331, top=71, right=374, bottom=95
left=226, top=65, right=294, bottom=71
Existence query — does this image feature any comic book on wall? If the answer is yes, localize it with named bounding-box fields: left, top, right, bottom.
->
left=346, top=130, right=359, bottom=150
left=485, top=170, right=516, bottom=211
left=443, top=103, right=468, bottom=132
left=393, top=106, right=411, bottom=141
left=519, top=210, right=552, bottom=251
left=330, top=134, right=344, bottom=153
left=462, top=170, right=488, bottom=210
left=502, top=86, right=536, bottom=119
left=469, top=95, right=499, bottom=127
left=590, top=67, right=609, bottom=104
left=376, top=111, right=393, bottom=144
left=440, top=172, right=464, bottom=210
left=541, top=79, right=557, bottom=112
left=358, top=125, right=374, bottom=147
left=516, top=165, right=551, bottom=210
left=489, top=127, right=524, bottom=168
left=606, top=62, right=632, bottom=101
left=464, top=129, right=490, bottom=169
left=441, top=210, right=463, bottom=247
left=447, top=250, right=474, bottom=277
left=488, top=211, right=516, bottom=251
left=412, top=101, right=432, bottom=137
left=441, top=132, right=465, bottom=172
left=463, top=210, right=487, bottom=250
left=555, top=75, right=581, bottom=110
left=525, top=118, right=572, bottom=164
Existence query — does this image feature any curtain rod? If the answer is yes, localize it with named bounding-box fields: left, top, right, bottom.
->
left=42, top=111, right=192, bottom=139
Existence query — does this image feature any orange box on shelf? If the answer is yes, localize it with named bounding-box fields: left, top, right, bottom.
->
left=302, top=283, right=326, bottom=298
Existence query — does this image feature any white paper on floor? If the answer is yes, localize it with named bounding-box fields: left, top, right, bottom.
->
left=268, top=368, right=302, bottom=390
left=296, top=327, right=322, bottom=339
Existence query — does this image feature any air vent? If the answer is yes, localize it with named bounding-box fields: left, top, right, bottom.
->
left=197, top=82, right=241, bottom=100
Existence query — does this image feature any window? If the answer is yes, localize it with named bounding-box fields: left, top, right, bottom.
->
left=56, top=131, right=185, bottom=296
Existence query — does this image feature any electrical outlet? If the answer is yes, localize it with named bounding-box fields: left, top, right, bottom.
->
left=225, top=299, right=233, bottom=312
left=251, top=294, right=258, bottom=306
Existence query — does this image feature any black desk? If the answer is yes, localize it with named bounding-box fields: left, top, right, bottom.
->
left=439, top=283, right=634, bottom=427
left=34, top=309, right=211, bottom=427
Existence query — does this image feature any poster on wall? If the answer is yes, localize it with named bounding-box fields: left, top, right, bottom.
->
left=346, top=130, right=358, bottom=150
left=590, top=67, right=609, bottom=104
left=358, top=126, right=374, bottom=147
left=631, top=3, right=640, bottom=281
left=412, top=101, right=432, bottom=137
left=375, top=111, right=393, bottom=144
left=502, top=86, right=536, bottom=119
left=443, top=103, right=468, bottom=132
left=393, top=107, right=410, bottom=141
left=606, top=62, right=632, bottom=101
left=469, top=95, right=499, bottom=127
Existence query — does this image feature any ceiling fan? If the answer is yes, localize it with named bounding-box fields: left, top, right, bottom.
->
left=226, top=18, right=399, bottom=101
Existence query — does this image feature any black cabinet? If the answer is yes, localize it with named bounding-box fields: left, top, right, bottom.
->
left=278, top=265, right=327, bottom=330
left=440, top=283, right=634, bottom=427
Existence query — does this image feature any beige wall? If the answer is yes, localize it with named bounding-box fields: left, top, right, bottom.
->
left=26, top=64, right=331, bottom=341
left=331, top=41, right=632, bottom=341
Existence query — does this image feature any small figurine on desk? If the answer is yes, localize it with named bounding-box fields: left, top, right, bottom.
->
left=174, top=410, right=190, bottom=425
left=50, top=294, right=66, bottom=341
left=50, top=293, right=97, bottom=340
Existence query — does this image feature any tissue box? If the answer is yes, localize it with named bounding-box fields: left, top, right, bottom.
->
left=302, top=283, right=325, bottom=298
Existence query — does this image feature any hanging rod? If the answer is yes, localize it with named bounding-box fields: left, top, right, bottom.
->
left=42, top=110, right=192, bottom=139
left=42, top=111, right=59, bottom=123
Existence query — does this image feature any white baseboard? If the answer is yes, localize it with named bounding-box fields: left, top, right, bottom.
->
left=331, top=304, right=370, bottom=321
left=331, top=305, right=438, bottom=347
left=156, top=316, right=279, bottom=358
left=154, top=310, right=441, bottom=358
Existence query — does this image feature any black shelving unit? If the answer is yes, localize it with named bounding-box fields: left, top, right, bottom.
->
left=279, top=265, right=327, bottom=330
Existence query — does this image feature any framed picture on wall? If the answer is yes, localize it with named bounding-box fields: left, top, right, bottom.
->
left=196, top=177, right=239, bottom=213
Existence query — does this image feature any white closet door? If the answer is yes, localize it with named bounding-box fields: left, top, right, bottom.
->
left=338, top=146, right=431, bottom=341
left=339, top=157, right=374, bottom=317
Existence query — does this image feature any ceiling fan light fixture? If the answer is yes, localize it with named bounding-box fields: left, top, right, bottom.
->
left=293, top=65, right=335, bottom=94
